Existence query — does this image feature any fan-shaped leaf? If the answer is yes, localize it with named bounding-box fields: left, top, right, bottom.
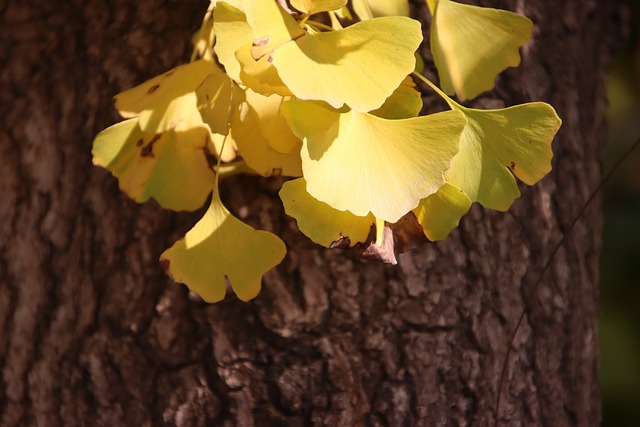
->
left=291, top=0, right=347, bottom=15
left=160, top=188, right=286, bottom=302
left=370, top=76, right=422, bottom=120
left=430, top=0, right=532, bottom=100
left=244, top=89, right=300, bottom=154
left=114, top=60, right=217, bottom=133
left=241, top=0, right=305, bottom=61
left=230, top=95, right=303, bottom=177
left=280, top=178, right=374, bottom=247
left=282, top=100, right=465, bottom=222
left=240, top=0, right=421, bottom=111
left=272, top=17, right=422, bottom=111
left=196, top=60, right=243, bottom=137
left=413, top=182, right=471, bottom=241
left=213, top=2, right=252, bottom=83
left=92, top=118, right=215, bottom=211
left=446, top=102, right=561, bottom=210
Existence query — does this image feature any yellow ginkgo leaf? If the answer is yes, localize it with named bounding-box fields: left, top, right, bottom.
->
left=92, top=118, right=215, bottom=211
left=244, top=89, right=300, bottom=154
left=211, top=132, right=239, bottom=163
left=413, top=182, right=471, bottom=241
left=370, top=75, right=422, bottom=120
left=241, top=0, right=422, bottom=111
left=445, top=102, right=561, bottom=211
left=235, top=44, right=294, bottom=97
left=280, top=178, right=374, bottom=247
left=191, top=2, right=215, bottom=61
left=230, top=98, right=303, bottom=177
left=196, top=65, right=244, bottom=136
left=430, top=0, right=532, bottom=100
left=213, top=2, right=253, bottom=83
left=160, top=187, right=286, bottom=302
left=241, top=0, right=305, bottom=61
left=290, top=0, right=347, bottom=15
left=272, top=17, right=422, bottom=112
left=114, top=60, right=217, bottom=133
left=282, top=100, right=466, bottom=222
left=364, top=0, right=410, bottom=17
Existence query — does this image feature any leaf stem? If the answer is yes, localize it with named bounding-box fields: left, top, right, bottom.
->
left=305, top=20, right=335, bottom=32
left=411, top=70, right=459, bottom=110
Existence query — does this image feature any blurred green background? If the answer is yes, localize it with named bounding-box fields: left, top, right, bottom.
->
left=601, top=1, right=640, bottom=425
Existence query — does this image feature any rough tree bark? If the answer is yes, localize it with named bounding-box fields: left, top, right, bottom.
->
left=0, top=0, right=625, bottom=426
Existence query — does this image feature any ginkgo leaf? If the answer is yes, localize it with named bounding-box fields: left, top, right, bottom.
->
left=196, top=66, right=243, bottom=136
left=413, top=182, right=471, bottom=241
left=213, top=2, right=254, bottom=83
left=273, top=17, right=422, bottom=112
left=244, top=89, right=300, bottom=154
left=291, top=0, right=347, bottom=15
left=282, top=100, right=466, bottom=222
left=445, top=102, right=561, bottom=211
left=114, top=60, right=217, bottom=132
left=430, top=0, right=532, bottom=101
left=352, top=0, right=373, bottom=20
left=211, top=132, right=239, bottom=163
left=191, top=2, right=215, bottom=61
left=160, top=187, right=286, bottom=302
left=241, top=0, right=305, bottom=61
left=241, top=0, right=422, bottom=112
left=92, top=118, right=215, bottom=211
left=370, top=75, right=422, bottom=120
left=364, top=0, right=410, bottom=17
left=280, top=178, right=374, bottom=247
left=230, top=98, right=303, bottom=177
left=235, top=44, right=294, bottom=97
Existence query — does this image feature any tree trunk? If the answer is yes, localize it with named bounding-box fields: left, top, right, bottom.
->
left=0, top=0, right=624, bottom=426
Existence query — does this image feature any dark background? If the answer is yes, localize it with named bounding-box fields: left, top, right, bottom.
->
left=601, top=0, right=640, bottom=426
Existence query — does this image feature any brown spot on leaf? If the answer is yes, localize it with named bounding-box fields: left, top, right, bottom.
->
left=135, top=138, right=144, bottom=147
left=140, top=134, right=161, bottom=158
left=509, top=161, right=516, bottom=170
left=147, top=84, right=160, bottom=94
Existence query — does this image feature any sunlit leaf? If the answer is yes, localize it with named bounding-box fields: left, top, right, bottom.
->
left=273, top=17, right=422, bottom=111
left=445, top=102, right=561, bottom=210
left=230, top=95, right=303, bottom=177
left=370, top=75, right=422, bottom=120
left=430, top=0, right=532, bottom=100
left=352, top=0, right=373, bottom=20
left=291, top=0, right=347, bottom=15
left=244, top=89, right=300, bottom=154
left=241, top=0, right=305, bottom=61
left=160, top=188, right=286, bottom=302
left=114, top=60, right=217, bottom=133
left=241, top=0, right=422, bottom=111
left=280, top=178, right=374, bottom=247
left=192, top=2, right=215, bottom=61
left=413, top=182, right=471, bottom=241
left=282, top=100, right=465, bottom=222
left=92, top=118, right=215, bottom=211
left=365, top=0, right=410, bottom=17
left=196, top=65, right=244, bottom=136
left=213, top=2, right=253, bottom=83
left=236, top=44, right=294, bottom=96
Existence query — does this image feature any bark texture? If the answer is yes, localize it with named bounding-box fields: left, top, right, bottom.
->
left=0, top=0, right=625, bottom=426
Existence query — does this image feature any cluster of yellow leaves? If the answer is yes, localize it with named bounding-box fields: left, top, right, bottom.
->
left=92, top=0, right=561, bottom=303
